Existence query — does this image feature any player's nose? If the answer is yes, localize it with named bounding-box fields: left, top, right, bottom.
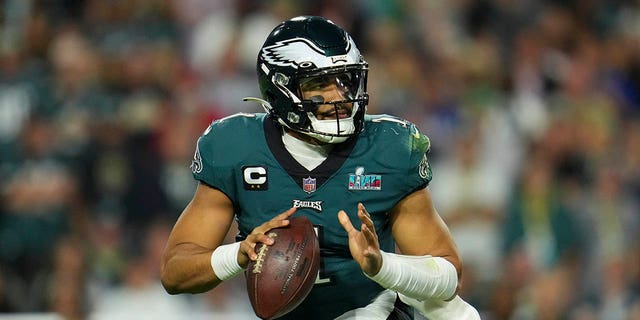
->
left=326, top=84, right=348, bottom=101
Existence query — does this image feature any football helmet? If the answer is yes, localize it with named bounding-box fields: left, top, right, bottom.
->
left=252, top=16, right=369, bottom=143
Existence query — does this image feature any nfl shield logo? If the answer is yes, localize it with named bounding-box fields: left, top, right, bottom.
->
left=303, top=176, right=316, bottom=194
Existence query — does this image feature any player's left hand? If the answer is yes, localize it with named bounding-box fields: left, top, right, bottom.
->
left=338, top=203, right=382, bottom=277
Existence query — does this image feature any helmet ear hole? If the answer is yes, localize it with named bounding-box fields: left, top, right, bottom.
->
left=264, top=91, right=277, bottom=107
left=265, top=91, right=276, bottom=103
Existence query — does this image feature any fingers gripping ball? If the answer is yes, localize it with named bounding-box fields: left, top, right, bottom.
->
left=246, top=216, right=320, bottom=320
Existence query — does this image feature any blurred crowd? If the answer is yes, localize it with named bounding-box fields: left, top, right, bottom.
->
left=0, top=0, right=638, bottom=319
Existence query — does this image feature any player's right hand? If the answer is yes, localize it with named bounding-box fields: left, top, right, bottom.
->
left=237, top=207, right=297, bottom=268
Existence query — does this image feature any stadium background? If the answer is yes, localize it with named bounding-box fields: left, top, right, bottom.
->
left=0, top=0, right=638, bottom=319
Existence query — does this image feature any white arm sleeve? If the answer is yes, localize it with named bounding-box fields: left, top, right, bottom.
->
left=365, top=251, right=458, bottom=301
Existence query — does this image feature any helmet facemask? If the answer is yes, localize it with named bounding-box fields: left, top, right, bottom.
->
left=292, top=66, right=368, bottom=143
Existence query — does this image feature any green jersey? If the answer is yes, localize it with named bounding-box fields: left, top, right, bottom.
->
left=192, top=113, right=432, bottom=319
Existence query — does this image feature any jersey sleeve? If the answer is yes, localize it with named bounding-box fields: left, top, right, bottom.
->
left=190, top=123, right=238, bottom=200
left=406, top=121, right=433, bottom=188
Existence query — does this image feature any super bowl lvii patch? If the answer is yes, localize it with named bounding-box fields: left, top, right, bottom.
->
left=348, top=167, right=381, bottom=191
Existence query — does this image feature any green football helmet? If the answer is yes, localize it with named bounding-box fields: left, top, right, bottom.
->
left=253, top=16, right=369, bottom=143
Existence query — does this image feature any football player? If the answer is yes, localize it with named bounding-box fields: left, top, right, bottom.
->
left=161, top=16, right=479, bottom=320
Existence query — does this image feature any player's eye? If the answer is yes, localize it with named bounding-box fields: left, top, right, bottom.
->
left=299, top=76, right=332, bottom=92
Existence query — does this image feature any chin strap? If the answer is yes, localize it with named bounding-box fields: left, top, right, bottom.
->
left=243, top=96, right=354, bottom=144
left=304, top=131, right=350, bottom=144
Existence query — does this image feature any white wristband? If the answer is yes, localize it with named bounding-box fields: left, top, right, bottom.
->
left=366, top=251, right=458, bottom=301
left=211, top=242, right=244, bottom=281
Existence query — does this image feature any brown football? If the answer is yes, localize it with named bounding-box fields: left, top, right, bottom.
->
left=246, top=216, right=320, bottom=320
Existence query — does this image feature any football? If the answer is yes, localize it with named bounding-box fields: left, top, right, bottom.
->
left=246, top=216, right=320, bottom=320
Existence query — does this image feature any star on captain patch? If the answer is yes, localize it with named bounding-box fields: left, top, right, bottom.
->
left=302, top=176, right=316, bottom=194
